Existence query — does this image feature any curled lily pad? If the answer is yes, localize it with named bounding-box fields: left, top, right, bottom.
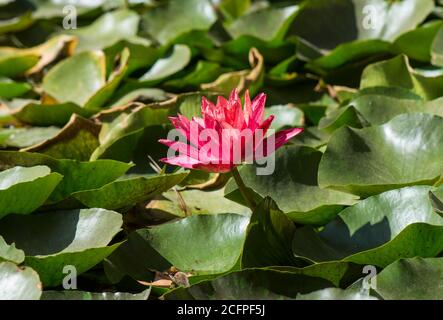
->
left=42, top=48, right=129, bottom=111
left=22, top=115, right=102, bottom=161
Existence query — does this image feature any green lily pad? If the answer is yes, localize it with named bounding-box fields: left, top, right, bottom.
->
left=110, top=88, right=170, bottom=108
left=0, top=262, right=41, bottom=300
left=318, top=113, right=443, bottom=196
left=241, top=198, right=301, bottom=268
left=360, top=55, right=443, bottom=100
left=10, top=101, right=92, bottom=127
left=65, top=9, right=140, bottom=52
left=164, top=268, right=335, bottom=300
left=106, top=213, right=250, bottom=282
left=0, top=50, right=39, bottom=77
left=201, top=48, right=264, bottom=96
left=287, top=0, right=434, bottom=53
left=0, top=35, right=76, bottom=77
left=42, top=49, right=129, bottom=111
left=141, top=0, right=216, bottom=45
left=23, top=115, right=101, bottom=161
left=292, top=186, right=443, bottom=267
left=226, top=146, right=358, bottom=225
left=165, top=60, right=227, bottom=90
left=42, top=51, right=106, bottom=107
left=0, top=126, right=59, bottom=148
left=0, top=77, right=31, bottom=99
left=0, top=208, right=123, bottom=287
left=41, top=288, right=151, bottom=300
left=0, top=165, right=62, bottom=219
left=69, top=172, right=189, bottom=210
left=431, top=26, right=443, bottom=67
left=269, top=261, right=363, bottom=288
left=91, top=93, right=208, bottom=162
left=0, top=235, right=24, bottom=264
left=265, top=104, right=304, bottom=130
left=375, top=257, right=443, bottom=300
left=296, top=286, right=377, bottom=300
left=149, top=187, right=250, bottom=217
left=393, top=21, right=443, bottom=62
left=226, top=5, right=298, bottom=42
left=139, top=44, right=192, bottom=85
left=0, top=151, right=132, bottom=203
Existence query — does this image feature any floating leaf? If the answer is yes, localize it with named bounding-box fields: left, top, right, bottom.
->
left=41, top=288, right=151, bottom=300
left=0, top=165, right=62, bottom=219
left=318, top=113, right=443, bottom=196
left=139, top=44, right=192, bottom=85
left=0, top=126, right=59, bottom=148
left=0, top=262, right=41, bottom=300
left=226, top=5, right=298, bottom=42
left=226, top=146, right=358, bottom=225
left=0, top=151, right=132, bottom=203
left=0, top=208, right=123, bottom=287
left=164, top=268, right=335, bottom=300
left=360, top=55, right=443, bottom=100
left=0, top=235, right=24, bottom=264
left=23, top=115, right=101, bottom=161
left=293, top=186, right=443, bottom=267
left=65, top=9, right=140, bottom=52
left=375, top=257, right=443, bottom=300
left=69, top=171, right=189, bottom=210
left=0, top=77, right=31, bottom=99
left=142, top=0, right=217, bottom=45
left=107, top=213, right=250, bottom=281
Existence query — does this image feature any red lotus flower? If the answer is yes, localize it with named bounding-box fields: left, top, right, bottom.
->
left=159, top=89, right=303, bottom=173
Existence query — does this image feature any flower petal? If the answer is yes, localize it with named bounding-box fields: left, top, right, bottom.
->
left=256, top=127, right=304, bottom=158
left=158, top=139, right=200, bottom=160
left=250, top=93, right=266, bottom=129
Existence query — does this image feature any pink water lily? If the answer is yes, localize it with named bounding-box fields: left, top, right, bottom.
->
left=159, top=89, right=303, bottom=173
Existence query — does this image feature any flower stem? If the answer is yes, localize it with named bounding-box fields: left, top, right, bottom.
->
left=231, top=167, right=256, bottom=211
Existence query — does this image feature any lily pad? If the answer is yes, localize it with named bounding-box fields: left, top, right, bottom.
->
left=22, top=115, right=101, bottom=161
left=106, top=213, right=250, bottom=281
left=318, top=113, right=443, bottom=196
left=41, top=288, right=151, bottom=300
left=164, top=268, right=335, bottom=300
left=226, top=146, right=358, bottom=225
left=0, top=151, right=132, bottom=203
left=141, top=0, right=217, bottom=45
left=65, top=9, right=140, bottom=52
left=0, top=235, right=24, bottom=264
left=139, top=44, right=192, bottom=85
left=0, top=165, right=62, bottom=219
left=0, top=262, right=42, bottom=300
left=69, top=171, right=189, bottom=210
left=360, top=55, right=443, bottom=100
left=292, top=186, right=443, bottom=267
left=375, top=257, right=443, bottom=300
left=0, top=208, right=123, bottom=287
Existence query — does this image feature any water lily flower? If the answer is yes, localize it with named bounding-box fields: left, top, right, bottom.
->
left=159, top=89, right=303, bottom=210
